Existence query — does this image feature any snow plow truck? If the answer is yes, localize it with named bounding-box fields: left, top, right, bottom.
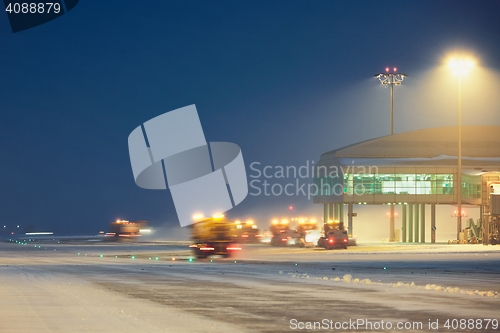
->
left=189, top=216, right=241, bottom=259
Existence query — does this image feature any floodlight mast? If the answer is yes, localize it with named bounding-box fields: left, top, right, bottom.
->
left=374, top=67, right=407, bottom=242
left=374, top=68, right=407, bottom=135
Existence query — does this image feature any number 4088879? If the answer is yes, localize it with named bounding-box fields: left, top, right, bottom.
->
left=5, top=2, right=61, bottom=14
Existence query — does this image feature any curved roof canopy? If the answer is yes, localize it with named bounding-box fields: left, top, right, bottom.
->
left=319, top=126, right=500, bottom=170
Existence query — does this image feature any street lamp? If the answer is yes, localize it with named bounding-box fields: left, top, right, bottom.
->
left=374, top=67, right=407, bottom=135
left=448, top=57, right=474, bottom=240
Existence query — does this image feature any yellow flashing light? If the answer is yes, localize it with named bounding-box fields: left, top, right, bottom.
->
left=192, top=214, right=204, bottom=221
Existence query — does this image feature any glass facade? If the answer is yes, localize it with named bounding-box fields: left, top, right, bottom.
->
left=314, top=172, right=482, bottom=199
left=462, top=174, right=481, bottom=199
left=344, top=173, right=454, bottom=195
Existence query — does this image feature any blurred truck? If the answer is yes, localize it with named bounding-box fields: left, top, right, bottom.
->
left=105, top=220, right=148, bottom=241
left=317, top=220, right=349, bottom=250
left=233, top=219, right=261, bottom=244
left=295, top=219, right=319, bottom=247
left=190, top=216, right=241, bottom=259
left=269, top=219, right=298, bottom=246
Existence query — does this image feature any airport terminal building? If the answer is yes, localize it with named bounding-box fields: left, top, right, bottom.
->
left=313, top=126, right=500, bottom=244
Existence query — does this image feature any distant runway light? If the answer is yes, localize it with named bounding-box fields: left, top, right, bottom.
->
left=26, top=232, right=54, bottom=235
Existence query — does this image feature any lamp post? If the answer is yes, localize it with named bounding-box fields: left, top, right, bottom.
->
left=374, top=68, right=407, bottom=135
left=449, top=58, right=473, bottom=240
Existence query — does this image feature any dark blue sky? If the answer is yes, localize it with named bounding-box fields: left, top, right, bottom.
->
left=1, top=1, right=500, bottom=234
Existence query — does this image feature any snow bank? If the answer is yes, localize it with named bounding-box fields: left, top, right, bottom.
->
left=282, top=272, right=499, bottom=298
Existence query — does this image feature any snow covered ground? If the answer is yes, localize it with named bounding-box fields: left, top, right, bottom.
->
left=1, top=240, right=499, bottom=332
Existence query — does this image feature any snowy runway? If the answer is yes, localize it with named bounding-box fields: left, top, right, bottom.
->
left=1, top=241, right=499, bottom=332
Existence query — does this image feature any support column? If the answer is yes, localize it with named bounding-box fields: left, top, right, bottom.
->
left=339, top=203, right=344, bottom=223
left=402, top=204, right=407, bottom=242
left=431, top=203, right=436, bottom=244
left=390, top=204, right=395, bottom=242
left=420, top=203, right=426, bottom=243
left=334, top=204, right=339, bottom=221
left=483, top=214, right=490, bottom=245
left=414, top=203, right=420, bottom=243
left=348, top=203, right=353, bottom=235
left=324, top=204, right=328, bottom=229
left=408, top=204, right=414, bottom=242
left=480, top=205, right=487, bottom=246
left=328, top=203, right=334, bottom=222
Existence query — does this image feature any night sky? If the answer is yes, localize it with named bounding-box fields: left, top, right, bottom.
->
left=1, top=1, right=500, bottom=235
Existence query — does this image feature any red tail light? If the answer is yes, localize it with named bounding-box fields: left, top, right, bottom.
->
left=281, top=238, right=288, bottom=241
left=242, top=234, right=249, bottom=238
left=200, top=247, right=215, bottom=251
left=227, top=246, right=242, bottom=251
left=328, top=239, right=334, bottom=243
left=343, top=239, right=348, bottom=243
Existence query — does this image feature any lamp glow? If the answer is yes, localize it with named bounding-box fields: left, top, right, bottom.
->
left=449, top=58, right=474, bottom=76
